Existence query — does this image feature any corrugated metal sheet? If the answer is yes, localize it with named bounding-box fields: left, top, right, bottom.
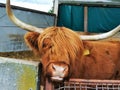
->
left=0, top=4, right=55, bottom=52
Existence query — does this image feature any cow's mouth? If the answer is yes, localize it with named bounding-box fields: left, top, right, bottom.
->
left=51, top=76, right=63, bottom=81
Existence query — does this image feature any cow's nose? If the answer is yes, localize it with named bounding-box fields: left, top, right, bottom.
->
left=51, top=63, right=68, bottom=75
left=48, top=62, right=69, bottom=81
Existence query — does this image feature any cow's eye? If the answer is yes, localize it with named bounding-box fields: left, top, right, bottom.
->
left=42, top=38, right=52, bottom=49
left=42, top=43, right=47, bottom=48
left=42, top=43, right=53, bottom=49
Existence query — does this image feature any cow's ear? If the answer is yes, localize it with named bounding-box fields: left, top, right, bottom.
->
left=24, top=32, right=40, bottom=54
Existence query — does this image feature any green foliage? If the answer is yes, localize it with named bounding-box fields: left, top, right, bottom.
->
left=48, top=7, right=54, bottom=14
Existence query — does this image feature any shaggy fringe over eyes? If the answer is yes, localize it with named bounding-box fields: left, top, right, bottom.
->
left=38, top=26, right=84, bottom=60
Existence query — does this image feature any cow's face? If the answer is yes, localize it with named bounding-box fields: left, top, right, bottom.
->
left=40, top=37, right=71, bottom=82
left=24, top=27, right=84, bottom=82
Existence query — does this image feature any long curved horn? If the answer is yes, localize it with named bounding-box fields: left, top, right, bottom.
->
left=80, top=25, right=120, bottom=40
left=6, top=0, right=43, bottom=33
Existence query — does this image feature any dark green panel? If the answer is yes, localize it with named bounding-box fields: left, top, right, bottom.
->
left=57, top=5, right=84, bottom=31
left=57, top=5, right=72, bottom=28
left=57, top=4, right=120, bottom=33
left=71, top=6, right=84, bottom=31
left=88, top=7, right=120, bottom=33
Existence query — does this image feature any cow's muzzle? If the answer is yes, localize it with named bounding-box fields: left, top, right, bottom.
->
left=46, top=62, right=70, bottom=82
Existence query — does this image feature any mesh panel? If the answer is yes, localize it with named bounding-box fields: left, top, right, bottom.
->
left=45, top=79, right=120, bottom=90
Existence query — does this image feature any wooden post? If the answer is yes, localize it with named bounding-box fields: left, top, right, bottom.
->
left=84, top=6, right=88, bottom=32
left=45, top=78, right=54, bottom=90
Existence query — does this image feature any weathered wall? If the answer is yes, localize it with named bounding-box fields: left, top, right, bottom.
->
left=0, top=57, right=40, bottom=90
left=0, top=4, right=55, bottom=52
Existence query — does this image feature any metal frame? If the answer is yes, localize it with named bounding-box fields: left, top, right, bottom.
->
left=45, top=78, right=120, bottom=90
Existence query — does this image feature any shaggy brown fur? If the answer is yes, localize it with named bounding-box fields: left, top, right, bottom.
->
left=80, top=41, right=120, bottom=79
left=25, top=27, right=85, bottom=76
left=24, top=26, right=120, bottom=84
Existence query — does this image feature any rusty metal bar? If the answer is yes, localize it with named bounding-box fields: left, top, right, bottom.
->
left=45, top=78, right=120, bottom=90
left=69, top=79, right=120, bottom=84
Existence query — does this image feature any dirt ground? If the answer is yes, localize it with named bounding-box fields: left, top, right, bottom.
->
left=0, top=51, right=40, bottom=61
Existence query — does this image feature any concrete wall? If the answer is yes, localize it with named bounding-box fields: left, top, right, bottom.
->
left=0, top=57, right=40, bottom=90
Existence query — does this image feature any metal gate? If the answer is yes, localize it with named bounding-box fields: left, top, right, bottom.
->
left=45, top=79, right=120, bottom=90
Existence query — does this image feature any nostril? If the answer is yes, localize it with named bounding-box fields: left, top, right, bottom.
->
left=63, top=66, right=68, bottom=72
left=52, top=64, right=56, bottom=71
